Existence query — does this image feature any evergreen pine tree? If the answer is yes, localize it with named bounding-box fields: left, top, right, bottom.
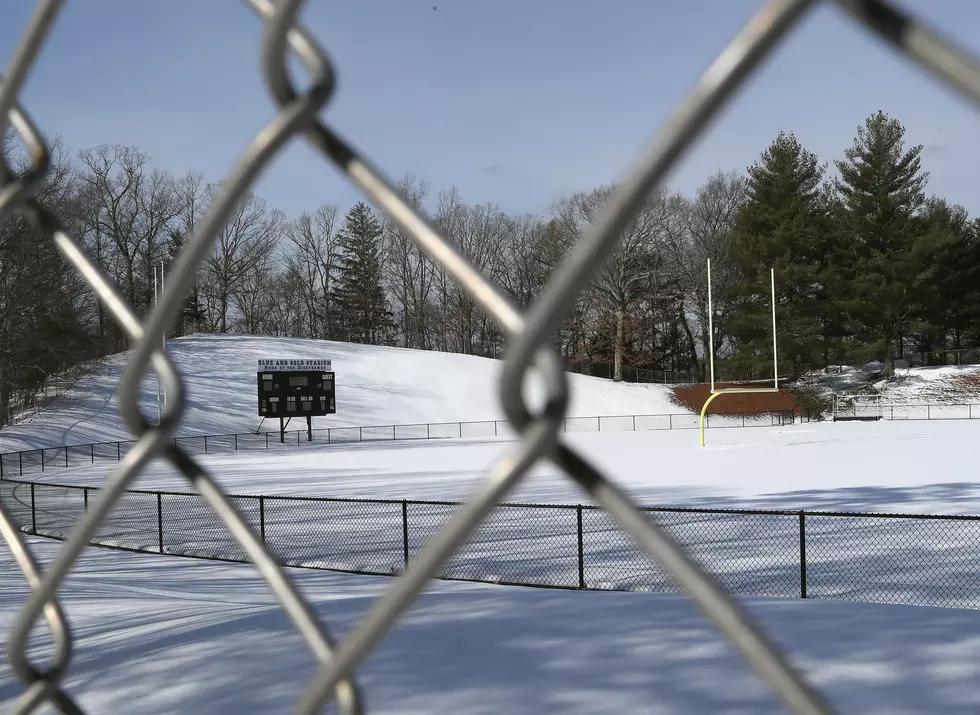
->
left=728, top=131, right=827, bottom=379
left=815, top=184, right=855, bottom=367
left=167, top=229, right=204, bottom=336
left=833, top=110, right=932, bottom=376
left=333, top=202, right=393, bottom=344
left=914, top=199, right=980, bottom=360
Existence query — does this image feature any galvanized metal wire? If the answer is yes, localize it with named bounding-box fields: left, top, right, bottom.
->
left=2, top=0, right=980, bottom=712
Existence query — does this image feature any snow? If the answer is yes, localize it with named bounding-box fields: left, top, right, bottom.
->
left=23, top=418, right=980, bottom=515
left=0, top=334, right=688, bottom=453
left=799, top=364, right=980, bottom=405
left=3, top=539, right=980, bottom=714
left=10, top=418, right=980, bottom=610
left=5, top=339, right=980, bottom=712
left=872, top=365, right=980, bottom=404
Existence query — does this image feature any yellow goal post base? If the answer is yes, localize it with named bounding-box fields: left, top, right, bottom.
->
left=699, top=387, right=782, bottom=447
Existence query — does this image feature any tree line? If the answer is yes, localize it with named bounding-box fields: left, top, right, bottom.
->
left=1, top=109, right=976, bottom=425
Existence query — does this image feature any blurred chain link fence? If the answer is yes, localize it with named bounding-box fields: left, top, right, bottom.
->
left=3, top=0, right=980, bottom=713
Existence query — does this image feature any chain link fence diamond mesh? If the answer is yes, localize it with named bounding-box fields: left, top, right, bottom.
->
left=4, top=0, right=980, bottom=713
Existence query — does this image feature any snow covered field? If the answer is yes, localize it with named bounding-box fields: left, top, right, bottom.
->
left=0, top=334, right=688, bottom=453
left=3, top=539, right=980, bottom=714
left=6, top=336, right=980, bottom=712
left=20, top=418, right=980, bottom=514
left=7, top=418, right=980, bottom=610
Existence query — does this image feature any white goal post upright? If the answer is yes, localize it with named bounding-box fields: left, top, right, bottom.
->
left=161, top=260, right=166, bottom=411
left=708, top=257, right=715, bottom=393
left=771, top=266, right=777, bottom=391
left=154, top=260, right=167, bottom=425
left=699, top=259, right=780, bottom=446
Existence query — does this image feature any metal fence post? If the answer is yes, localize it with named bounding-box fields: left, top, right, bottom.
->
left=402, top=500, right=410, bottom=569
left=204, top=436, right=208, bottom=454
left=577, top=505, right=585, bottom=589
left=84, top=487, right=89, bottom=511
left=668, top=414, right=672, bottom=430
left=40, top=450, right=44, bottom=472
left=19, top=451, right=22, bottom=477
left=91, top=443, right=94, bottom=464
left=427, top=424, right=430, bottom=439
left=799, top=511, right=807, bottom=599
left=632, top=415, right=636, bottom=431
left=117, top=442, right=121, bottom=460
left=235, top=434, right=238, bottom=452
left=259, top=496, right=266, bottom=544
left=157, top=492, right=164, bottom=554
left=266, top=432, right=269, bottom=450
left=65, top=448, right=69, bottom=469
left=359, top=427, right=363, bottom=442
left=30, top=482, right=36, bottom=534
left=927, top=405, right=931, bottom=420
left=297, top=430, right=301, bottom=447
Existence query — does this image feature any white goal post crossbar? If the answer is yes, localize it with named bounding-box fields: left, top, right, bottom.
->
left=700, top=259, right=780, bottom=447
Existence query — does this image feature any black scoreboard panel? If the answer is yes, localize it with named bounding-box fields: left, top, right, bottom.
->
left=257, top=370, right=336, bottom=417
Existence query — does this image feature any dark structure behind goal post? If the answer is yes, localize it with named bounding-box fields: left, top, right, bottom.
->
left=256, top=359, right=336, bottom=442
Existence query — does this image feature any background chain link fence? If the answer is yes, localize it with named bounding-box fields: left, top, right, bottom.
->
left=0, top=407, right=810, bottom=479
left=3, top=0, right=980, bottom=713
left=7, top=477, right=980, bottom=609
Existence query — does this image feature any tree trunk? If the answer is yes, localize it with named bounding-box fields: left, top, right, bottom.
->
left=0, top=378, right=8, bottom=429
left=678, top=304, right=702, bottom=383
left=613, top=309, right=625, bottom=382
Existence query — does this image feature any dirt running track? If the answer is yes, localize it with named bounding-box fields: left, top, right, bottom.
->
left=671, top=383, right=798, bottom=415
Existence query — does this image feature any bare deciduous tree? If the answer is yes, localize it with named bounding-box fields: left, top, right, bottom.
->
left=665, top=170, right=746, bottom=381
left=78, top=145, right=179, bottom=324
left=199, top=184, right=282, bottom=332
left=435, top=188, right=510, bottom=355
left=383, top=174, right=433, bottom=350
left=287, top=204, right=341, bottom=339
left=553, top=186, right=671, bottom=381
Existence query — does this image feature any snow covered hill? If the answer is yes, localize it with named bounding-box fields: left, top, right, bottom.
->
left=797, top=363, right=980, bottom=405
left=0, top=334, right=688, bottom=452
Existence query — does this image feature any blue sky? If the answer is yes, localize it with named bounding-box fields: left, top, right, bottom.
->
left=3, top=0, right=980, bottom=219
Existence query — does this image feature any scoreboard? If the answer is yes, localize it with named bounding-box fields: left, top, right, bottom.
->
left=256, top=358, right=336, bottom=418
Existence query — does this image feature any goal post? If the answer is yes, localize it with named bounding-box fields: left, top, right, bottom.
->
left=699, top=260, right=780, bottom=447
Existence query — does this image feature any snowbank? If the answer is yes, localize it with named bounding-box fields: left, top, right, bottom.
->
left=798, top=363, right=980, bottom=405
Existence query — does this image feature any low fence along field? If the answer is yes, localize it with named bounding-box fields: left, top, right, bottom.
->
left=5, top=477, right=980, bottom=611
left=0, top=409, right=807, bottom=478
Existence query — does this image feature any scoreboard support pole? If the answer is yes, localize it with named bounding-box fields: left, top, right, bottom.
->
left=306, top=415, right=313, bottom=442
left=278, top=417, right=293, bottom=444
